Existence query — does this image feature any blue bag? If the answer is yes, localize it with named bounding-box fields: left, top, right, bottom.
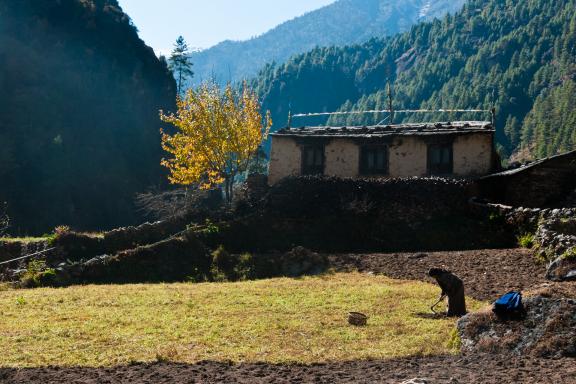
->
left=493, top=291, right=525, bottom=319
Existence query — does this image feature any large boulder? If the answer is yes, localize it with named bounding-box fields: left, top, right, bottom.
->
left=546, top=254, right=576, bottom=281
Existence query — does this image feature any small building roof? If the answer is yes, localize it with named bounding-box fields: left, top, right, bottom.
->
left=272, top=121, right=494, bottom=138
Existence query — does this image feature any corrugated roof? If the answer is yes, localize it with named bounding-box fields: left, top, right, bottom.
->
left=272, top=121, right=494, bottom=138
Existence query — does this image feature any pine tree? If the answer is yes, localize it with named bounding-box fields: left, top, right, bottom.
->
left=168, top=36, right=194, bottom=95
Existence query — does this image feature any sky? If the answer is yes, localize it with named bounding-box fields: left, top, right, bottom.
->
left=118, top=0, right=336, bottom=56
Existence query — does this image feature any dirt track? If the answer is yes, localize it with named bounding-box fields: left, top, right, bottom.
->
left=2, top=248, right=574, bottom=383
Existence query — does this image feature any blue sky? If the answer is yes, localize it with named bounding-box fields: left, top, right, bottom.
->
left=118, top=0, right=336, bottom=55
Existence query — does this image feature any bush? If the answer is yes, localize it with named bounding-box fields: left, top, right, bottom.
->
left=561, top=248, right=576, bottom=260
left=210, top=246, right=235, bottom=281
left=20, top=259, right=56, bottom=288
left=210, top=247, right=259, bottom=282
left=517, top=233, right=535, bottom=248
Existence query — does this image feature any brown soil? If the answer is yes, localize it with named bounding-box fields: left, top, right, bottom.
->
left=1, top=355, right=574, bottom=383
left=2, top=249, right=574, bottom=383
left=329, top=248, right=547, bottom=301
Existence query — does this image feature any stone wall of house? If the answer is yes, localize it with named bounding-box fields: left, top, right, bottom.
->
left=388, top=136, right=428, bottom=177
left=268, top=136, right=302, bottom=185
left=453, top=134, right=494, bottom=176
left=268, top=132, right=494, bottom=184
left=324, top=139, right=360, bottom=178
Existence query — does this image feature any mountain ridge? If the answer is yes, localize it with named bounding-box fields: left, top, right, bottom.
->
left=189, top=0, right=465, bottom=85
left=252, top=0, right=576, bottom=161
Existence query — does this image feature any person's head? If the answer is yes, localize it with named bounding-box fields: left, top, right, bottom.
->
left=428, top=267, right=450, bottom=278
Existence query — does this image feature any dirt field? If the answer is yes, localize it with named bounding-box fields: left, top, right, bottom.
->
left=1, top=248, right=574, bottom=383
left=329, top=248, right=547, bottom=301
left=1, top=354, right=574, bottom=383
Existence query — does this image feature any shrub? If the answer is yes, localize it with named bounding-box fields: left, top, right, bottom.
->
left=46, top=225, right=72, bottom=245
left=234, top=253, right=257, bottom=280
left=210, top=246, right=235, bottom=281
left=561, top=248, right=576, bottom=260
left=54, top=225, right=71, bottom=236
left=209, top=247, right=258, bottom=282
left=517, top=233, right=535, bottom=248
left=20, top=259, right=56, bottom=288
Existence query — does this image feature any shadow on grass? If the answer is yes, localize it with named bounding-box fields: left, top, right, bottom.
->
left=413, top=312, right=447, bottom=320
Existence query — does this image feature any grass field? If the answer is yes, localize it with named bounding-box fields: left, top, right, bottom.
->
left=0, top=273, right=483, bottom=367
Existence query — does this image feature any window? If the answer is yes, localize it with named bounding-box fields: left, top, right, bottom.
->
left=360, top=145, right=389, bottom=175
left=301, top=145, right=324, bottom=175
left=428, top=143, right=453, bottom=175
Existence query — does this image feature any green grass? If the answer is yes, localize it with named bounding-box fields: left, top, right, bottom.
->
left=0, top=237, right=49, bottom=243
left=0, top=232, right=104, bottom=244
left=0, top=273, right=484, bottom=367
left=517, top=232, right=535, bottom=248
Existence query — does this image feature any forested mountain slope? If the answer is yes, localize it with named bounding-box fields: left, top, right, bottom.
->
left=190, top=0, right=465, bottom=86
left=0, top=0, right=176, bottom=234
left=254, top=0, right=576, bottom=160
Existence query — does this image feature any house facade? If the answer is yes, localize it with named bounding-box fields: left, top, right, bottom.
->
left=268, top=121, right=496, bottom=185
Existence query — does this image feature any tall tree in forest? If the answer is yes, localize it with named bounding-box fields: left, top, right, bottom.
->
left=160, top=82, right=272, bottom=203
left=168, top=36, right=194, bottom=95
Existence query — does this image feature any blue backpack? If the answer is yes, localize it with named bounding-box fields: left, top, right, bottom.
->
left=493, top=291, right=525, bottom=319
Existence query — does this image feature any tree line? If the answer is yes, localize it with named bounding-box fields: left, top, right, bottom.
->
left=0, top=0, right=176, bottom=234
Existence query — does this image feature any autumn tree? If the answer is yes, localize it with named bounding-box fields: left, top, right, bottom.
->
left=160, top=82, right=272, bottom=204
left=168, top=36, right=194, bottom=95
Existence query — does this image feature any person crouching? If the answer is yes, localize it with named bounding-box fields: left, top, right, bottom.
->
left=428, top=268, right=467, bottom=317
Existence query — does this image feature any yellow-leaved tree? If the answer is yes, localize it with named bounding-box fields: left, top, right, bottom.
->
left=159, top=82, right=272, bottom=204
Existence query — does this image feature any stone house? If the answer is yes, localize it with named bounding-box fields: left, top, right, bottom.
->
left=268, top=121, right=496, bottom=185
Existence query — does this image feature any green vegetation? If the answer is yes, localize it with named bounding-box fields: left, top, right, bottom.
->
left=210, top=246, right=257, bottom=282
left=517, top=233, right=535, bottom=249
left=19, top=260, right=57, bottom=288
left=0, top=0, right=176, bottom=234
left=254, top=0, right=576, bottom=160
left=0, top=273, right=483, bottom=367
left=0, top=237, right=49, bottom=244
left=191, top=0, right=464, bottom=86
left=561, top=248, right=576, bottom=260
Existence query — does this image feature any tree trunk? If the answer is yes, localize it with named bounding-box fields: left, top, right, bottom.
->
left=223, top=175, right=235, bottom=206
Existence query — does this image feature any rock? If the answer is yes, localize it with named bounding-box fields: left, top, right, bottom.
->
left=408, top=253, right=428, bottom=260
left=458, top=295, right=576, bottom=358
left=546, top=255, right=576, bottom=281
left=400, top=379, right=429, bottom=384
